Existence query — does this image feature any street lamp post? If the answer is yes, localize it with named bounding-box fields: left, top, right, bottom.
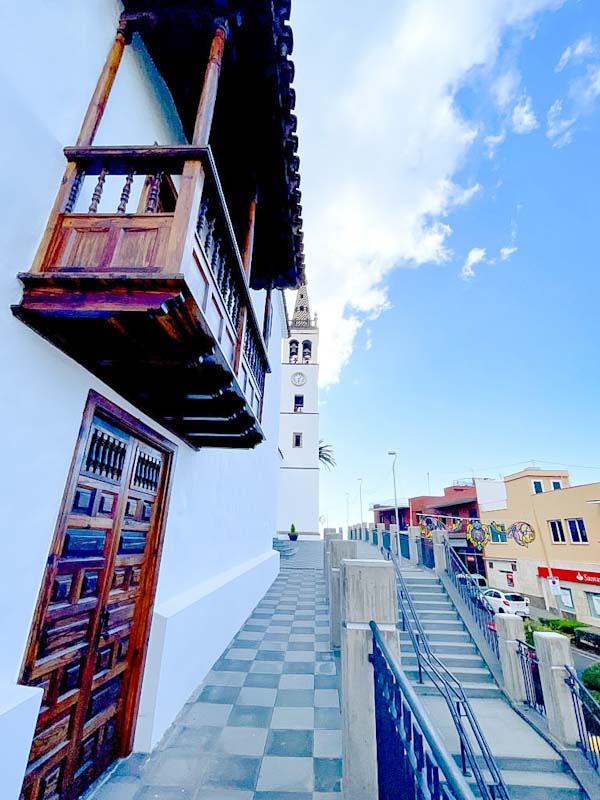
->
left=388, top=452, right=401, bottom=562
left=357, top=478, right=364, bottom=540
left=345, top=491, right=350, bottom=538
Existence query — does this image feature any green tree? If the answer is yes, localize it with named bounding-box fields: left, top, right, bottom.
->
left=319, top=440, right=336, bottom=470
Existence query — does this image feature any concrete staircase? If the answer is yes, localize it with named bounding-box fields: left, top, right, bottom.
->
left=399, top=565, right=587, bottom=800
left=400, top=568, right=500, bottom=699
left=272, top=537, right=298, bottom=558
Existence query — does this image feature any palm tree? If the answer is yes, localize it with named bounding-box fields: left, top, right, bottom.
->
left=319, top=440, right=336, bottom=470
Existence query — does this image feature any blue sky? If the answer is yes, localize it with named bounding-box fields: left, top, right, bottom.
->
left=290, top=0, right=600, bottom=528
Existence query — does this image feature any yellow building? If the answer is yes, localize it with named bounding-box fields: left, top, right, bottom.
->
left=476, top=469, right=600, bottom=624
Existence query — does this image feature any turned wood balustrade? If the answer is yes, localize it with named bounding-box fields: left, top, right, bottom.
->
left=35, top=144, right=268, bottom=414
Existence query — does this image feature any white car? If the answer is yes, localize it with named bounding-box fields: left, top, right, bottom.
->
left=481, top=589, right=530, bottom=617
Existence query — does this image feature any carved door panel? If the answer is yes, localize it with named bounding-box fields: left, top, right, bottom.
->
left=19, top=402, right=173, bottom=800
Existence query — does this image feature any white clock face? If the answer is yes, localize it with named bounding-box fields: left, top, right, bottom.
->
left=291, top=372, right=307, bottom=387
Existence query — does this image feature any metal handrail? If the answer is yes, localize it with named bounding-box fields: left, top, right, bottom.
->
left=516, top=640, right=546, bottom=716
left=370, top=622, right=479, bottom=800
left=444, top=538, right=500, bottom=660
left=565, top=665, right=600, bottom=772
left=384, top=548, right=510, bottom=800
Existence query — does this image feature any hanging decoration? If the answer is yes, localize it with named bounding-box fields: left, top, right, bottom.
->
left=418, top=515, right=536, bottom=548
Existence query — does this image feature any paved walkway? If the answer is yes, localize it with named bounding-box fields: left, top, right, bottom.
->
left=86, top=542, right=342, bottom=800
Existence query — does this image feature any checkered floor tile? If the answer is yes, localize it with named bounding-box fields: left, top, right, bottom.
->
left=86, top=543, right=342, bottom=799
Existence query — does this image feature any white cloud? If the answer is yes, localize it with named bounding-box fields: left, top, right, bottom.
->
left=500, top=246, right=518, bottom=260
left=512, top=95, right=539, bottom=133
left=546, top=98, right=577, bottom=147
left=546, top=64, right=600, bottom=147
left=492, top=69, right=522, bottom=109
left=292, top=0, right=566, bottom=386
left=461, top=247, right=486, bottom=280
left=365, top=327, right=373, bottom=351
left=555, top=34, right=596, bottom=72
left=484, top=131, right=506, bottom=158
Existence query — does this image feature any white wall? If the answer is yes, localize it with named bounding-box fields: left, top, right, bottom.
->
left=0, top=0, right=284, bottom=774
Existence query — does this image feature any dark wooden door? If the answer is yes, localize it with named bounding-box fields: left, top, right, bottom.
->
left=19, top=393, right=174, bottom=800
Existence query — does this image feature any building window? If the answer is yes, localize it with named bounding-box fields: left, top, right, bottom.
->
left=586, top=593, right=600, bottom=618
left=289, top=340, right=299, bottom=363
left=294, top=395, right=304, bottom=413
left=552, top=480, right=562, bottom=490
left=567, top=518, right=588, bottom=544
left=302, top=340, right=312, bottom=364
left=559, top=587, right=574, bottom=610
left=549, top=519, right=565, bottom=543
left=293, top=432, right=302, bottom=448
left=532, top=480, right=543, bottom=494
left=468, top=508, right=478, bottom=518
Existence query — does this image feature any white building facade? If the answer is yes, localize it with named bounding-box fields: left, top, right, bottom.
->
left=276, top=285, right=320, bottom=538
left=0, top=2, right=304, bottom=798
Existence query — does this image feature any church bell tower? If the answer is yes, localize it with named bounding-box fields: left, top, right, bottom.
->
left=276, top=283, right=320, bottom=538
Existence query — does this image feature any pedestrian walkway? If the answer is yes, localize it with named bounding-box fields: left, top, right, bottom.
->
left=84, top=542, right=342, bottom=799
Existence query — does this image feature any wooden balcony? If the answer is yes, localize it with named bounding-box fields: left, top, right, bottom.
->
left=13, top=146, right=270, bottom=449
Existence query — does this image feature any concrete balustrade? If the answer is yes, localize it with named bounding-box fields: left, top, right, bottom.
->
left=389, top=523, right=399, bottom=556
left=432, top=529, right=447, bottom=574
left=323, top=529, right=342, bottom=601
left=534, top=631, right=579, bottom=746
left=340, top=559, right=399, bottom=800
left=408, top=526, right=420, bottom=565
left=328, top=540, right=359, bottom=648
left=495, top=613, right=526, bottom=703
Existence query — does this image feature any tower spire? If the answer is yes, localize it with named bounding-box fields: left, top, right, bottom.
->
left=292, top=282, right=311, bottom=326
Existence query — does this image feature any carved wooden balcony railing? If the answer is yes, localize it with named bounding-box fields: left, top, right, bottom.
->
left=14, top=146, right=270, bottom=448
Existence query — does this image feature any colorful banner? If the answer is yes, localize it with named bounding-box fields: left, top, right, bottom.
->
left=419, top=515, right=535, bottom=549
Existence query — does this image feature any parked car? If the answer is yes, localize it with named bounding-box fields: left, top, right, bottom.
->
left=481, top=589, right=530, bottom=616
left=456, top=573, right=488, bottom=589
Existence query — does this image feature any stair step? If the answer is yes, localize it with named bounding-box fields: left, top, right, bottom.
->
left=421, top=620, right=464, bottom=630
left=462, top=755, right=567, bottom=776
left=404, top=667, right=493, bottom=684
left=414, top=682, right=502, bottom=699
left=419, top=631, right=471, bottom=642
left=403, top=653, right=486, bottom=669
left=482, top=769, right=583, bottom=800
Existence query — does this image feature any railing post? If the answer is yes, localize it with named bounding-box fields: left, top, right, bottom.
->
left=341, top=559, right=399, bottom=800
left=495, top=614, right=526, bottom=703
left=534, top=632, right=579, bottom=745
left=166, top=19, right=228, bottom=273
left=389, top=523, right=399, bottom=556
left=408, top=525, right=420, bottom=565
left=433, top=530, right=447, bottom=575
left=323, top=529, right=342, bottom=603
left=329, top=540, right=358, bottom=649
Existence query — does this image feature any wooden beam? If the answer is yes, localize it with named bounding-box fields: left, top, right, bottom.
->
left=30, top=21, right=129, bottom=273
left=165, top=19, right=228, bottom=275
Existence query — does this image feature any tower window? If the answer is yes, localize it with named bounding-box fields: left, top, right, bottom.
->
left=293, top=432, right=302, bottom=448
left=289, top=339, right=299, bottom=363
left=302, top=340, right=312, bottom=363
left=294, top=395, right=304, bottom=412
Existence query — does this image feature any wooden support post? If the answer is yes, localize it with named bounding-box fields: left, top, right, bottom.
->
left=166, top=20, right=228, bottom=274
left=233, top=192, right=258, bottom=374
left=262, top=287, right=273, bottom=346
left=30, top=21, right=130, bottom=272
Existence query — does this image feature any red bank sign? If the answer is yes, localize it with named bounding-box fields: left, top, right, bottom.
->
left=538, top=566, right=600, bottom=586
